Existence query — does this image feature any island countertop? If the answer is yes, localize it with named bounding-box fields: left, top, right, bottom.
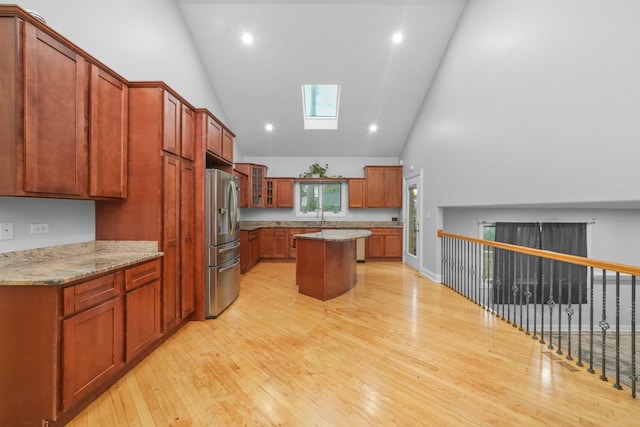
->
left=0, top=241, right=162, bottom=286
left=294, top=229, right=372, bottom=241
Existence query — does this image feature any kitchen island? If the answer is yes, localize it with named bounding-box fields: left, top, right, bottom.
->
left=294, top=229, right=371, bottom=301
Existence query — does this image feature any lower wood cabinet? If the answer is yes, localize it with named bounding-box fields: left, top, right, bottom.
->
left=124, top=259, right=162, bottom=362
left=0, top=257, right=163, bottom=426
left=62, top=294, right=124, bottom=410
left=240, top=226, right=402, bottom=273
left=366, top=228, right=403, bottom=260
left=240, top=230, right=260, bottom=273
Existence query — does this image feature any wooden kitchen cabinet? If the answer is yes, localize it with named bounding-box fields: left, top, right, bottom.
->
left=366, top=228, right=403, bottom=260
left=235, top=169, right=249, bottom=208
left=348, top=178, right=366, bottom=208
left=195, top=109, right=233, bottom=165
left=62, top=280, right=124, bottom=410
left=364, top=166, right=403, bottom=208
left=89, top=64, right=128, bottom=199
left=124, top=259, right=162, bottom=362
left=240, top=229, right=260, bottom=273
left=259, top=228, right=274, bottom=258
left=273, top=229, right=289, bottom=258
left=258, top=228, right=289, bottom=259
left=265, top=178, right=294, bottom=208
left=235, top=163, right=267, bottom=207
left=288, top=228, right=302, bottom=258
left=0, top=258, right=164, bottom=426
left=180, top=161, right=196, bottom=319
left=222, top=128, right=235, bottom=163
left=0, top=10, right=128, bottom=200
left=96, top=82, right=196, bottom=333
left=197, top=109, right=222, bottom=159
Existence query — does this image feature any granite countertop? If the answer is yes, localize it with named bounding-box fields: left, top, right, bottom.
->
left=0, top=241, right=163, bottom=286
left=294, top=229, right=372, bottom=241
left=240, top=220, right=402, bottom=231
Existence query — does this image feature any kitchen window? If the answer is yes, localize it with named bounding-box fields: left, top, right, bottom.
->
left=296, top=182, right=346, bottom=218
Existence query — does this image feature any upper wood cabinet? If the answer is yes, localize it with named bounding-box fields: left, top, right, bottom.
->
left=265, top=178, right=294, bottom=208
left=235, top=163, right=267, bottom=207
left=222, top=128, right=235, bottom=163
left=89, top=65, right=128, bottom=198
left=348, top=178, right=366, bottom=208
left=364, top=166, right=403, bottom=208
left=234, top=169, right=249, bottom=208
left=195, top=109, right=233, bottom=165
left=0, top=12, right=128, bottom=200
left=197, top=110, right=223, bottom=158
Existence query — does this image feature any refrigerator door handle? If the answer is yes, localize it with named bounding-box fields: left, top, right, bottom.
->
left=228, top=179, right=239, bottom=235
left=219, top=259, right=240, bottom=273
left=220, top=242, right=241, bottom=252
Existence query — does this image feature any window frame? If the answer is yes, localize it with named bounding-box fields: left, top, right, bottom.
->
left=295, top=181, right=347, bottom=218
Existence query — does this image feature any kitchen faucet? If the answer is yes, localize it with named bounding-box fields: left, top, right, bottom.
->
left=317, top=207, right=325, bottom=224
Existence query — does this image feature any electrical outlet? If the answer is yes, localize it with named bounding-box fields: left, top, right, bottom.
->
left=0, top=223, right=14, bottom=240
left=30, top=223, right=49, bottom=234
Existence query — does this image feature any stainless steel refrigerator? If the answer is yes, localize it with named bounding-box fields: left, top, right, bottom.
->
left=205, top=169, right=240, bottom=318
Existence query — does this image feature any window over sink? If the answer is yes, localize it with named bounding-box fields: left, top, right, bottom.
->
left=295, top=182, right=346, bottom=219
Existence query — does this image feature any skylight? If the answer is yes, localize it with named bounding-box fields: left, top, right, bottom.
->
left=301, top=84, right=340, bottom=130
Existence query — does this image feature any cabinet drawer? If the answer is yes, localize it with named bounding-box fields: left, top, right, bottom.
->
left=63, top=272, right=123, bottom=316
left=125, top=259, right=161, bottom=292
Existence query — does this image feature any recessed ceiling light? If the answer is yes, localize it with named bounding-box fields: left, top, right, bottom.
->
left=242, top=33, right=253, bottom=45
left=369, top=124, right=378, bottom=132
left=265, top=123, right=273, bottom=131
left=392, top=32, right=403, bottom=44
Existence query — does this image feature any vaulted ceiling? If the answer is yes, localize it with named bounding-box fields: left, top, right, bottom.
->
left=177, top=0, right=467, bottom=157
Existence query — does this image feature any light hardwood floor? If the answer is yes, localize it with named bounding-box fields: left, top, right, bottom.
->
left=68, top=262, right=639, bottom=426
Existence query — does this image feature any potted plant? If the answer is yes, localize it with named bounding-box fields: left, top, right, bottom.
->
left=301, top=162, right=328, bottom=178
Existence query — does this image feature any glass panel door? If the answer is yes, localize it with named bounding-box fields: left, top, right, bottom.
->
left=405, top=174, right=420, bottom=271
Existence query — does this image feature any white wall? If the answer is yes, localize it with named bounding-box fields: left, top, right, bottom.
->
left=0, top=198, right=94, bottom=253
left=19, top=0, right=226, bottom=118
left=1, top=0, right=224, bottom=253
left=400, top=0, right=640, bottom=277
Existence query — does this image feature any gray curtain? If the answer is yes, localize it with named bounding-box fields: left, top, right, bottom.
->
left=494, top=222, right=587, bottom=304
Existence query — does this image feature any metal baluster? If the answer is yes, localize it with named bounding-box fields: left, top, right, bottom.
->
left=518, top=253, right=524, bottom=331
left=613, top=272, right=622, bottom=390
left=534, top=255, right=540, bottom=341
left=566, top=266, right=574, bottom=361
left=465, top=242, right=473, bottom=299
left=475, top=242, right=480, bottom=305
left=576, top=267, right=585, bottom=367
left=441, top=236, right=445, bottom=286
left=539, top=258, right=545, bottom=344
left=525, top=255, right=532, bottom=335
left=506, top=251, right=517, bottom=325
left=459, top=240, right=465, bottom=295
left=510, top=252, right=518, bottom=327
left=599, top=270, right=609, bottom=382
left=631, top=275, right=637, bottom=398
left=587, top=267, right=595, bottom=374
left=547, top=262, right=556, bottom=350
left=556, top=263, right=563, bottom=355
left=456, top=237, right=460, bottom=292
left=500, top=248, right=505, bottom=320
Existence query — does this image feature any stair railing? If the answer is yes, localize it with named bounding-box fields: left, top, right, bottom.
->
left=438, top=229, right=637, bottom=398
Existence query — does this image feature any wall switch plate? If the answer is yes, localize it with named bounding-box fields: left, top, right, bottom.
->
left=30, top=223, right=49, bottom=234
left=0, top=223, right=14, bottom=240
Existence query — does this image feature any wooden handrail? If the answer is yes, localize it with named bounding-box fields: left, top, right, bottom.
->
left=437, top=229, right=640, bottom=277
